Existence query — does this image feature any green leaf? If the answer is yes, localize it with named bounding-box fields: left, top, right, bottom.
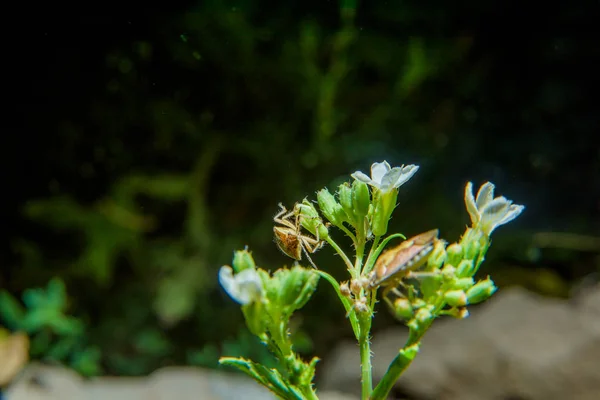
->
left=219, top=357, right=303, bottom=400
left=46, top=278, right=67, bottom=309
left=0, top=291, right=26, bottom=329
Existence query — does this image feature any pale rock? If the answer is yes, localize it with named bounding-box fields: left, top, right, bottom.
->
left=5, top=362, right=358, bottom=400
left=320, top=286, right=600, bottom=400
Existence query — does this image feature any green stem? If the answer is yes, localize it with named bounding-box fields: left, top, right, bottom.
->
left=338, top=223, right=357, bottom=246
left=363, top=235, right=380, bottom=275
left=358, top=316, right=373, bottom=399
left=363, top=233, right=406, bottom=275
left=325, top=236, right=355, bottom=277
left=370, top=319, right=432, bottom=400
left=301, top=386, right=320, bottom=400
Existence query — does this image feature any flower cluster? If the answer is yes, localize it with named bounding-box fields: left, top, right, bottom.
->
left=217, top=160, right=525, bottom=400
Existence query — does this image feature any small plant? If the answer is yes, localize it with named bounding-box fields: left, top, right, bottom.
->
left=0, top=278, right=101, bottom=377
left=218, top=161, right=524, bottom=400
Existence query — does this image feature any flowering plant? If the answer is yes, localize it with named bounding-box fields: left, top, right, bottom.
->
left=218, top=161, right=524, bottom=400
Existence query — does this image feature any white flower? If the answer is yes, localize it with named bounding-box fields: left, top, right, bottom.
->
left=465, top=182, right=525, bottom=236
left=218, top=266, right=264, bottom=305
left=351, top=161, right=419, bottom=193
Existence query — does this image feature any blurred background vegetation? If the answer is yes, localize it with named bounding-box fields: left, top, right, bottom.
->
left=2, top=0, right=599, bottom=378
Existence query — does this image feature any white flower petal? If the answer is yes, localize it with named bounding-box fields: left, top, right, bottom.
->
left=494, top=204, right=525, bottom=229
left=475, top=182, right=495, bottom=209
left=235, top=268, right=264, bottom=304
left=464, top=182, right=480, bottom=225
left=351, top=171, right=376, bottom=186
left=380, top=167, right=404, bottom=192
left=479, top=197, right=511, bottom=235
left=480, top=197, right=510, bottom=222
left=392, top=165, right=419, bottom=188
left=218, top=266, right=239, bottom=302
left=218, top=266, right=263, bottom=305
left=371, top=161, right=391, bottom=184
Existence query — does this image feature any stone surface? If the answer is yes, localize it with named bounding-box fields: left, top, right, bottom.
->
left=320, top=286, right=600, bottom=400
left=5, top=363, right=358, bottom=400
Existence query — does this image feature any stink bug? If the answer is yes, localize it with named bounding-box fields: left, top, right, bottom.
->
left=368, top=229, right=439, bottom=297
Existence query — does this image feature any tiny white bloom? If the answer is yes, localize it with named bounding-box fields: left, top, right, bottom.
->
left=218, top=266, right=264, bottom=305
left=465, top=182, right=525, bottom=236
left=352, top=161, right=419, bottom=193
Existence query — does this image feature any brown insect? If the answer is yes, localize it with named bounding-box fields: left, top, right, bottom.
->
left=273, top=203, right=324, bottom=268
left=368, top=229, right=439, bottom=297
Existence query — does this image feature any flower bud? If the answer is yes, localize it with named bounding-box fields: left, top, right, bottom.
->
left=446, top=306, right=470, bottom=319
left=242, top=300, right=268, bottom=336
left=456, top=259, right=474, bottom=278
left=428, top=240, right=447, bottom=270
left=463, top=237, right=481, bottom=260
left=453, top=277, right=475, bottom=290
left=232, top=248, right=256, bottom=273
left=351, top=180, right=370, bottom=219
left=276, top=266, right=320, bottom=313
left=441, top=264, right=456, bottom=281
left=446, top=243, right=463, bottom=266
left=338, top=182, right=356, bottom=225
left=392, top=298, right=414, bottom=320
left=298, top=200, right=329, bottom=240
left=371, top=189, right=398, bottom=237
left=444, top=290, right=468, bottom=307
left=466, top=277, right=497, bottom=305
left=415, top=307, right=433, bottom=324
left=317, top=188, right=347, bottom=226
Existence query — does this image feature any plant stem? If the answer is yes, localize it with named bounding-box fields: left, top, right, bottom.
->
left=358, top=316, right=373, bottom=399
left=301, top=386, right=320, bottom=400
left=370, top=319, right=432, bottom=400
left=325, top=237, right=355, bottom=276
left=362, top=235, right=380, bottom=274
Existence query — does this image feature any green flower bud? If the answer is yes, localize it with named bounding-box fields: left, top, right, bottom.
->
left=338, top=182, right=356, bottom=225
left=456, top=259, right=474, bottom=277
left=466, top=277, right=497, bottom=305
left=441, top=264, right=456, bottom=281
left=242, top=300, right=268, bottom=337
left=317, top=188, right=347, bottom=226
left=444, top=290, right=468, bottom=307
left=415, top=307, right=433, bottom=324
left=351, top=180, right=370, bottom=219
left=275, top=266, right=320, bottom=314
left=453, top=277, right=475, bottom=290
left=371, top=189, right=398, bottom=237
left=428, top=240, right=447, bottom=270
left=463, top=237, right=481, bottom=260
left=232, top=248, right=256, bottom=272
left=446, top=243, right=463, bottom=266
left=392, top=298, right=414, bottom=320
left=298, top=200, right=329, bottom=240
left=446, top=307, right=470, bottom=319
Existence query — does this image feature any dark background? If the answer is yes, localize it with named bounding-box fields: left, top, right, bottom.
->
left=2, top=0, right=599, bottom=379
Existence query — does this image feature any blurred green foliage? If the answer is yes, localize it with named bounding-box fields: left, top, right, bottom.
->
left=0, top=278, right=101, bottom=376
